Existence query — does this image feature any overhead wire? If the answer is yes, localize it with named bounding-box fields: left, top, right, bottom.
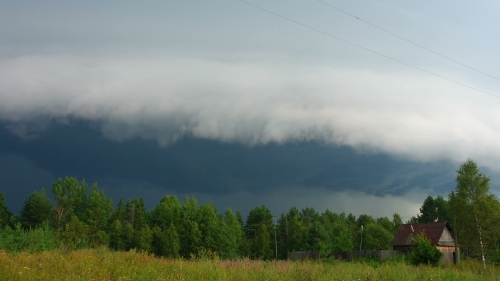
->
left=238, top=0, right=498, bottom=99
left=316, top=0, right=500, bottom=82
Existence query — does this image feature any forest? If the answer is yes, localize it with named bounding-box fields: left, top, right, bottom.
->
left=1, top=159, right=500, bottom=263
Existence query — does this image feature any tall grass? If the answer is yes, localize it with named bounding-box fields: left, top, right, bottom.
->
left=0, top=248, right=498, bottom=281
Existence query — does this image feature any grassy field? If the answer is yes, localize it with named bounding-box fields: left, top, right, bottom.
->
left=0, top=249, right=499, bottom=281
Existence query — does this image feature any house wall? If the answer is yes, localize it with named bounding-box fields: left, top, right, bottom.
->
left=437, top=227, right=456, bottom=263
left=438, top=227, right=455, bottom=247
left=436, top=246, right=455, bottom=263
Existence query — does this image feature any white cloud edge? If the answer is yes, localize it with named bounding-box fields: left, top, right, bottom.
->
left=1, top=54, right=500, bottom=171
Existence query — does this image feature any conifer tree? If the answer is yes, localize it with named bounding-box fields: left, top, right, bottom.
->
left=20, top=189, right=52, bottom=229
left=86, top=184, right=113, bottom=246
left=417, top=196, right=437, bottom=222
left=285, top=207, right=307, bottom=252
left=251, top=223, right=272, bottom=259
left=109, top=219, right=125, bottom=251
left=245, top=205, right=274, bottom=259
left=0, top=193, right=14, bottom=228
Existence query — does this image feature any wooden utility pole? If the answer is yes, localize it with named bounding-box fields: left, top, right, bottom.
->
left=452, top=192, right=460, bottom=264
left=286, top=216, right=289, bottom=252
left=360, top=225, right=363, bottom=250
left=274, top=216, right=277, bottom=259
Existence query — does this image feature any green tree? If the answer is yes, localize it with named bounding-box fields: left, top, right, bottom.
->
left=357, top=214, right=374, bottom=227
left=417, top=195, right=451, bottom=223
left=0, top=193, right=14, bottom=227
left=58, top=215, right=90, bottom=250
left=86, top=184, right=113, bottom=246
left=300, top=207, right=319, bottom=227
left=434, top=195, right=451, bottom=223
left=125, top=198, right=148, bottom=232
left=450, top=159, right=500, bottom=268
left=245, top=205, right=274, bottom=259
left=163, top=222, right=181, bottom=258
left=245, top=205, right=273, bottom=238
left=276, top=213, right=289, bottom=259
left=51, top=177, right=88, bottom=230
left=359, top=223, right=393, bottom=250
left=251, top=223, right=272, bottom=259
left=417, top=196, right=437, bottom=223
left=409, top=232, right=443, bottom=266
left=197, top=203, right=222, bottom=254
left=109, top=219, right=125, bottom=251
left=121, top=198, right=149, bottom=249
left=150, top=195, right=181, bottom=230
left=136, top=225, right=154, bottom=252
left=236, top=210, right=244, bottom=227
left=376, top=217, right=394, bottom=233
left=406, top=216, right=419, bottom=224
left=178, top=196, right=202, bottom=258
left=108, top=199, right=127, bottom=251
left=282, top=207, right=307, bottom=253
left=111, top=198, right=127, bottom=223
left=123, top=222, right=135, bottom=250
left=330, top=220, right=353, bottom=251
left=347, top=213, right=356, bottom=224
left=19, top=189, right=52, bottom=229
left=150, top=195, right=183, bottom=258
left=392, top=213, right=403, bottom=232
left=306, top=221, right=331, bottom=256
left=220, top=209, right=244, bottom=259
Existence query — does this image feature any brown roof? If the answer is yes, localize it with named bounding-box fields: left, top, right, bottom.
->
left=391, top=222, right=453, bottom=247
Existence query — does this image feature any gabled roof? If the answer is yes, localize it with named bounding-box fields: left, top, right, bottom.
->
left=391, top=222, right=454, bottom=247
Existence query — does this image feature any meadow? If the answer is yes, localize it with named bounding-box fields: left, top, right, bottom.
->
left=0, top=248, right=499, bottom=281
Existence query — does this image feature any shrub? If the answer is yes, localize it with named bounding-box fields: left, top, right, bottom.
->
left=488, top=244, right=500, bottom=265
left=0, top=222, right=56, bottom=253
left=409, top=232, right=443, bottom=266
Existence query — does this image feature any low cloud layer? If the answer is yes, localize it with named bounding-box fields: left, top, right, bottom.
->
left=0, top=120, right=464, bottom=217
left=0, top=150, right=430, bottom=219
left=1, top=54, right=500, bottom=170
left=2, top=1, right=500, bottom=220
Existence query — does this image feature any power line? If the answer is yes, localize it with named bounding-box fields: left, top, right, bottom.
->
left=238, top=0, right=498, bottom=99
left=316, top=0, right=500, bottom=82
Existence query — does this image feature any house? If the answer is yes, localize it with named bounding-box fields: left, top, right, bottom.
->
left=391, top=222, right=457, bottom=263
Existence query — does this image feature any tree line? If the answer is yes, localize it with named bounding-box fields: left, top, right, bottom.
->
left=0, top=159, right=499, bottom=262
left=0, top=178, right=401, bottom=259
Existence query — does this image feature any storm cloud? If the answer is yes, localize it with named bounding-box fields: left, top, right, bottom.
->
left=1, top=0, right=500, bottom=218
left=1, top=54, right=500, bottom=168
left=0, top=120, right=457, bottom=218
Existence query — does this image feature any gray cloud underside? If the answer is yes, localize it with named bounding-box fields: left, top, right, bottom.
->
left=0, top=151, right=429, bottom=219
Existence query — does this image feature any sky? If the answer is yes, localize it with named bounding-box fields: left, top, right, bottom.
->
left=1, top=0, right=500, bottom=220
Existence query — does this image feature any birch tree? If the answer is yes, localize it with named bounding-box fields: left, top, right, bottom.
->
left=450, top=159, right=500, bottom=268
